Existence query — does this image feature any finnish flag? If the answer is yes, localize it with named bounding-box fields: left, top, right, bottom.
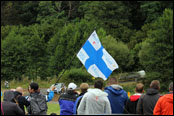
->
left=77, top=31, right=119, bottom=80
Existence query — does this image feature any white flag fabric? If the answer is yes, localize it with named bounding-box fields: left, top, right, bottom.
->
left=77, top=31, right=118, bottom=80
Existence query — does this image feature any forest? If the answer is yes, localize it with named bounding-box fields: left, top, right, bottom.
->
left=1, top=1, right=173, bottom=91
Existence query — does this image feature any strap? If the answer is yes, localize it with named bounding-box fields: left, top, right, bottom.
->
left=1, top=103, right=4, bottom=115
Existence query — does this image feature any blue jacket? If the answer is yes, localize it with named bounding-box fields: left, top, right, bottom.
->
left=104, top=85, right=128, bottom=114
left=58, top=90, right=79, bottom=115
left=47, top=91, right=54, bottom=102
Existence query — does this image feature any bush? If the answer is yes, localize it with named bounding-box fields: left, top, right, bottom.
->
left=59, top=68, right=93, bottom=86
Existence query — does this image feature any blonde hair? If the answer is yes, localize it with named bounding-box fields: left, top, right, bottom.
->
left=80, top=83, right=89, bottom=92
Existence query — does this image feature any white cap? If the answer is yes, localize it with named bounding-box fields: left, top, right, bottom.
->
left=68, top=83, right=77, bottom=90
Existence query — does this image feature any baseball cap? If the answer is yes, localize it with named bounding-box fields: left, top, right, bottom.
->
left=68, top=83, right=77, bottom=90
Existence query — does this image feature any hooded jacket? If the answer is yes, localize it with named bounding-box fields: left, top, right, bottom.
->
left=153, top=93, right=173, bottom=115
left=27, top=91, right=54, bottom=115
left=77, top=88, right=111, bottom=115
left=2, top=91, right=24, bottom=115
left=58, top=90, right=79, bottom=115
left=104, top=85, right=128, bottom=114
left=13, top=91, right=30, bottom=113
left=124, top=93, right=142, bottom=114
left=136, top=88, right=161, bottom=115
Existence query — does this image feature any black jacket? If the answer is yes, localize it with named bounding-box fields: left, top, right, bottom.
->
left=136, top=88, right=161, bottom=115
left=14, top=91, right=30, bottom=113
left=124, top=94, right=142, bottom=114
left=2, top=91, right=24, bottom=115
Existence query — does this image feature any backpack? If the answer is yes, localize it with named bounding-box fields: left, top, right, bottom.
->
left=28, top=93, right=48, bottom=115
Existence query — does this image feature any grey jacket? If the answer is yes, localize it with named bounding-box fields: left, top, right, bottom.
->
left=2, top=91, right=24, bottom=115
left=77, top=88, right=111, bottom=115
left=27, top=92, right=48, bottom=115
left=136, top=88, right=161, bottom=115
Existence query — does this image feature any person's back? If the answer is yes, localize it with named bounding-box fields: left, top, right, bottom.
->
left=153, top=82, right=173, bottom=115
left=104, top=77, right=128, bottom=114
left=27, top=82, right=55, bottom=115
left=29, top=92, right=48, bottom=115
left=58, top=83, right=79, bottom=115
left=2, top=91, right=24, bottom=115
left=78, top=80, right=111, bottom=115
left=137, top=80, right=161, bottom=115
left=124, top=83, right=144, bottom=114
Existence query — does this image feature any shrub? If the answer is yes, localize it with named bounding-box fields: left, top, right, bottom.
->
left=59, top=68, right=93, bottom=86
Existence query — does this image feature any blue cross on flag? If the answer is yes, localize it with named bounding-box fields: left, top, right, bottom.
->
left=77, top=30, right=119, bottom=80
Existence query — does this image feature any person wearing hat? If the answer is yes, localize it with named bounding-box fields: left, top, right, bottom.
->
left=58, top=82, right=79, bottom=115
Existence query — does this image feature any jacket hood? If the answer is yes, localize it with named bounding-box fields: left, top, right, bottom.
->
left=104, top=85, right=124, bottom=95
left=146, top=88, right=159, bottom=95
left=14, top=91, right=22, bottom=97
left=3, top=91, right=15, bottom=101
left=30, top=92, right=40, bottom=98
left=130, top=93, right=142, bottom=102
left=88, top=88, right=108, bottom=97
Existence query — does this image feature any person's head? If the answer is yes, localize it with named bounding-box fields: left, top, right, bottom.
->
left=108, top=77, right=118, bottom=85
left=16, top=87, right=24, bottom=96
left=3, top=90, right=15, bottom=102
left=169, top=82, right=173, bottom=92
left=80, top=83, right=89, bottom=93
left=28, top=82, right=39, bottom=93
left=94, top=80, right=104, bottom=90
left=68, top=83, right=77, bottom=91
left=135, top=83, right=144, bottom=93
left=16, top=87, right=23, bottom=93
left=50, top=113, right=57, bottom=115
left=150, top=80, right=160, bottom=90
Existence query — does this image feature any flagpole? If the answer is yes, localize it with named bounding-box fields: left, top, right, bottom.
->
left=54, top=29, right=96, bottom=85
left=54, top=54, right=76, bottom=85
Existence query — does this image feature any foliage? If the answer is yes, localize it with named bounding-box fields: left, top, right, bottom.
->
left=59, top=68, right=93, bottom=86
left=1, top=1, right=173, bottom=93
left=138, top=9, right=173, bottom=91
left=1, top=31, right=27, bottom=80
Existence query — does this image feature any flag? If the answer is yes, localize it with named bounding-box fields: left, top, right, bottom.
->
left=77, top=30, right=118, bottom=80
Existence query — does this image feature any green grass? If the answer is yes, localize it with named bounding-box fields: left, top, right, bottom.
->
left=47, top=103, right=60, bottom=115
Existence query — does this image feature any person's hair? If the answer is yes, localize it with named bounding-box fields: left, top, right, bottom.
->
left=136, top=83, right=144, bottom=93
left=16, top=87, right=23, bottom=94
left=94, top=80, right=104, bottom=89
left=169, top=82, right=173, bottom=91
left=50, top=113, right=57, bottom=115
left=30, top=82, right=39, bottom=91
left=150, top=80, right=160, bottom=90
left=80, top=83, right=89, bottom=93
left=108, top=77, right=118, bottom=85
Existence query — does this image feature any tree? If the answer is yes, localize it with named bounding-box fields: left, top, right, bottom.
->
left=24, top=25, right=48, bottom=79
left=139, top=9, right=173, bottom=91
left=1, top=30, right=27, bottom=80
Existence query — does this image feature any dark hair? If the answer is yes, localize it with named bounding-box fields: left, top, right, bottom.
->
left=136, top=83, right=144, bottom=93
left=169, top=82, right=173, bottom=91
left=150, top=80, right=160, bottom=90
left=30, top=82, right=39, bottom=91
left=50, top=113, right=57, bottom=115
left=94, top=80, right=103, bottom=89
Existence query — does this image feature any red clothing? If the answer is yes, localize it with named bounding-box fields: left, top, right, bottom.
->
left=153, top=93, right=173, bottom=115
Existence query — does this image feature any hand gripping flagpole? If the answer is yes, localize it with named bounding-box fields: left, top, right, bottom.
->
left=54, top=29, right=96, bottom=85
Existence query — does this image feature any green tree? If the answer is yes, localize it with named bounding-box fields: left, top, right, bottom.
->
left=24, top=25, right=48, bottom=79
left=139, top=9, right=173, bottom=91
left=1, top=30, right=27, bottom=80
